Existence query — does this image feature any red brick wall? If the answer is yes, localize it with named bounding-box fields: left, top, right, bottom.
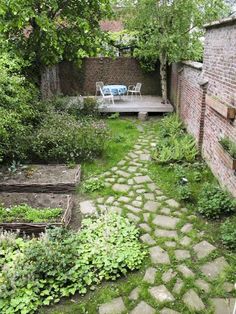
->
left=59, top=57, right=161, bottom=96
left=170, top=19, right=236, bottom=197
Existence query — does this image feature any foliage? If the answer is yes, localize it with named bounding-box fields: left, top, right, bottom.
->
left=0, top=0, right=111, bottom=70
left=0, top=108, right=31, bottom=163
left=152, top=114, right=198, bottom=164
left=219, top=137, right=236, bottom=159
left=0, top=204, right=62, bottom=223
left=197, top=183, right=236, bottom=219
left=108, top=112, right=120, bottom=119
left=177, top=185, right=193, bottom=201
left=32, top=113, right=109, bottom=163
left=0, top=213, right=146, bottom=313
left=220, top=216, right=236, bottom=250
left=83, top=177, right=105, bottom=193
left=125, top=0, right=228, bottom=101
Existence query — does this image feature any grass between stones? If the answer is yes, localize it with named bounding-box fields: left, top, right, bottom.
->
left=40, top=118, right=236, bottom=314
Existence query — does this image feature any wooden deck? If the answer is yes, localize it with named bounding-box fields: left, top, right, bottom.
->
left=98, top=95, right=173, bottom=113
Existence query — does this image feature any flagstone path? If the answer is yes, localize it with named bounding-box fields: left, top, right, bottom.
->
left=79, top=125, right=235, bottom=314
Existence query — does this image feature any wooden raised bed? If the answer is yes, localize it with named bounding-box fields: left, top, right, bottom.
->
left=0, top=164, right=81, bottom=193
left=218, top=144, right=236, bottom=170
left=206, top=95, right=236, bottom=119
left=0, top=192, right=74, bottom=234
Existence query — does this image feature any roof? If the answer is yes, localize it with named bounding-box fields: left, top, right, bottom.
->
left=204, top=16, right=236, bottom=29
left=100, top=20, right=124, bottom=32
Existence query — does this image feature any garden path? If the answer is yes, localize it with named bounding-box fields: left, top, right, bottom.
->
left=79, top=124, right=235, bottom=314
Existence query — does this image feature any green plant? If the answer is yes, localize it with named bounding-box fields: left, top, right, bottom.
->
left=220, top=216, right=236, bottom=250
left=197, top=183, right=236, bottom=219
left=32, top=113, right=109, bottom=163
left=219, top=137, right=236, bottom=159
left=0, top=204, right=62, bottom=223
left=0, top=213, right=146, bottom=313
left=83, top=177, right=105, bottom=192
left=177, top=185, right=193, bottom=201
left=158, top=114, right=184, bottom=138
left=108, top=112, right=120, bottom=119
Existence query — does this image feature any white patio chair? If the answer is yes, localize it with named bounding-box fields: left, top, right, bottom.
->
left=95, top=81, right=104, bottom=96
left=127, top=83, right=142, bottom=97
left=100, top=87, right=114, bottom=104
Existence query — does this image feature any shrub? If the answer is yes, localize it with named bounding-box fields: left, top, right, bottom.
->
left=0, top=213, right=146, bottom=313
left=178, top=185, right=192, bottom=201
left=32, top=113, right=108, bottom=163
left=219, top=137, right=236, bottom=159
left=158, top=113, right=184, bottom=138
left=197, top=183, right=236, bottom=219
left=83, top=177, right=105, bottom=193
left=220, top=216, right=236, bottom=250
left=0, top=108, right=31, bottom=163
left=0, top=204, right=62, bottom=223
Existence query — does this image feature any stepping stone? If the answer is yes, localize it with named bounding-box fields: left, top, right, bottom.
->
left=111, top=167, right=118, bottom=171
left=127, top=166, right=138, bottom=173
left=147, top=183, right=157, bottom=191
left=183, top=289, right=205, bottom=311
left=165, top=199, right=180, bottom=208
left=211, top=298, right=236, bottom=314
left=116, top=170, right=131, bottom=178
left=128, top=179, right=134, bottom=185
left=175, top=249, right=191, bottom=261
left=128, top=287, right=140, bottom=301
left=136, top=196, right=142, bottom=201
left=117, top=178, right=126, bottom=183
left=173, top=278, right=184, bottom=294
left=155, top=189, right=163, bottom=195
left=140, top=154, right=151, bottom=161
left=137, top=189, right=146, bottom=193
left=149, top=285, right=174, bottom=302
left=139, top=223, right=152, bottom=233
left=160, top=309, right=180, bottom=314
left=134, top=175, right=152, bottom=184
left=143, top=213, right=150, bottom=222
left=128, top=152, right=138, bottom=159
left=193, top=240, right=216, bottom=259
left=153, top=215, right=180, bottom=229
left=80, top=200, right=97, bottom=215
left=127, top=213, right=140, bottom=223
left=130, top=301, right=155, bottom=314
left=143, top=267, right=157, bottom=284
left=179, top=236, right=191, bottom=246
left=162, top=269, right=177, bottom=283
left=112, top=184, right=130, bottom=193
left=160, top=207, right=171, bottom=215
left=106, top=178, right=116, bottom=183
left=126, top=204, right=141, bottom=213
left=132, top=200, right=142, bottom=207
left=118, top=160, right=126, bottom=166
left=144, top=193, right=155, bottom=200
left=144, top=201, right=160, bottom=212
left=118, top=196, right=130, bottom=203
left=128, top=191, right=135, bottom=197
left=165, top=241, right=176, bottom=247
left=177, top=265, right=194, bottom=278
left=109, top=206, right=122, bottom=215
left=200, top=257, right=229, bottom=280
left=140, top=234, right=156, bottom=246
left=97, top=197, right=104, bottom=204
left=181, top=223, right=193, bottom=233
left=98, top=297, right=126, bottom=314
left=106, top=196, right=115, bottom=204
left=195, top=279, right=210, bottom=293
left=155, top=228, right=178, bottom=239
left=149, top=246, right=170, bottom=264
left=223, top=282, right=234, bottom=292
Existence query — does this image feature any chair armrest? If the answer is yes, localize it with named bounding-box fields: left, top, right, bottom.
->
left=128, top=85, right=135, bottom=90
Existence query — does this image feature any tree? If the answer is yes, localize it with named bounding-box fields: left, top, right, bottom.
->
left=0, top=0, right=112, bottom=84
left=125, top=0, right=228, bottom=103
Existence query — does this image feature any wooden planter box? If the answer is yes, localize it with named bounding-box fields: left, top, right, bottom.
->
left=0, top=164, right=81, bottom=193
left=218, top=144, right=236, bottom=170
left=206, top=95, right=236, bottom=119
left=0, top=193, right=73, bottom=235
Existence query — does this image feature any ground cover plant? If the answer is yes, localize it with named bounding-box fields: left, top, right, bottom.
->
left=219, top=137, right=236, bottom=159
left=220, top=216, right=236, bottom=251
left=0, top=204, right=62, bottom=223
left=0, top=212, right=146, bottom=314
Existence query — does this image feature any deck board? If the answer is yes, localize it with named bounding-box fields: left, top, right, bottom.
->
left=97, top=96, right=173, bottom=113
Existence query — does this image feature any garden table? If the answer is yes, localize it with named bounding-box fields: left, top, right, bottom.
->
left=102, top=85, right=127, bottom=97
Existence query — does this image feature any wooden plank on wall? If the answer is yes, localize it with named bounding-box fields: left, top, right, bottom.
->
left=206, top=95, right=236, bottom=119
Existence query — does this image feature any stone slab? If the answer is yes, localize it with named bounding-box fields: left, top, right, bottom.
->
left=128, top=287, right=140, bottom=301
left=140, top=234, right=156, bottom=246
left=112, top=184, right=130, bottom=193
left=211, top=298, right=236, bottom=314
left=193, top=240, right=216, bottom=259
left=130, top=301, right=155, bottom=314
left=99, top=297, right=126, bottom=314
left=153, top=215, right=180, bottom=229
left=183, top=289, right=205, bottom=311
left=149, top=246, right=170, bottom=264
left=134, top=175, right=152, bottom=184
left=177, top=265, right=195, bottom=278
left=200, top=257, right=229, bottom=280
left=155, top=228, right=178, bottom=239
left=149, top=285, right=174, bottom=302
left=144, top=201, right=160, bottom=212
left=143, top=267, right=157, bottom=284
left=80, top=200, right=97, bottom=215
left=175, top=249, right=191, bottom=261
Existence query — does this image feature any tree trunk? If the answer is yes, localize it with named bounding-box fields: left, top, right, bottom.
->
left=160, top=52, right=168, bottom=104
left=40, top=65, right=61, bottom=100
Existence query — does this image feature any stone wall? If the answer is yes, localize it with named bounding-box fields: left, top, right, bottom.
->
left=59, top=57, right=161, bottom=96
left=170, top=17, right=236, bottom=197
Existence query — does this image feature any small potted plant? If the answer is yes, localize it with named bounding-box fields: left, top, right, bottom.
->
left=219, top=137, right=236, bottom=170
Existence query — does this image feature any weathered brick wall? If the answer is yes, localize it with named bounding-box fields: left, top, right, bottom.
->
left=59, top=57, right=161, bottom=96
left=170, top=18, right=236, bottom=197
